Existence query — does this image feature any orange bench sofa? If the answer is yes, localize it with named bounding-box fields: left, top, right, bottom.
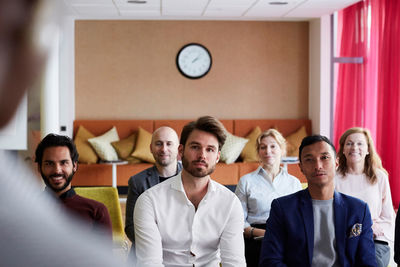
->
left=72, top=119, right=311, bottom=188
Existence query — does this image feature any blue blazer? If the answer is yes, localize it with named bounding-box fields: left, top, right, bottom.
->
left=259, top=189, right=376, bottom=267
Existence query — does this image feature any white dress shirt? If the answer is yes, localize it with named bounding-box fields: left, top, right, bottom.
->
left=134, top=173, right=246, bottom=267
left=235, top=166, right=302, bottom=228
left=335, top=169, right=395, bottom=243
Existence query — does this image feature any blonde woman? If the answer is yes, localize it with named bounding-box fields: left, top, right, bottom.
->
left=235, top=129, right=302, bottom=267
left=335, top=127, right=395, bottom=267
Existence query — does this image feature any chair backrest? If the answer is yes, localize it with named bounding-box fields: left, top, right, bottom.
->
left=74, top=187, right=125, bottom=245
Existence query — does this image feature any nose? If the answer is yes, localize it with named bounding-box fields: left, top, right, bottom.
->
left=197, top=148, right=206, bottom=159
left=314, top=159, right=323, bottom=170
left=161, top=143, right=168, bottom=151
left=54, top=163, right=62, bottom=173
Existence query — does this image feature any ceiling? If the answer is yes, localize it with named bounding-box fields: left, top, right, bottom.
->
left=62, top=0, right=360, bottom=20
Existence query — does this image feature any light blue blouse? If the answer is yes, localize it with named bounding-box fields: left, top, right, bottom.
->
left=235, top=166, right=302, bottom=228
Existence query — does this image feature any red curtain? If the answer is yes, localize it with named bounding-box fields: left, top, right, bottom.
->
left=333, top=1, right=369, bottom=147
left=375, top=0, right=400, bottom=208
left=334, top=0, right=400, bottom=207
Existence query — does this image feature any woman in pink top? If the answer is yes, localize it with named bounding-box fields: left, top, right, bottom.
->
left=335, top=127, right=395, bottom=267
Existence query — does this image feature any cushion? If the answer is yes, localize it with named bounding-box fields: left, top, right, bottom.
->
left=125, top=156, right=143, bottom=164
left=241, top=126, right=262, bottom=162
left=111, top=133, right=136, bottom=160
left=220, top=132, right=248, bottom=164
left=88, top=127, right=120, bottom=161
left=74, top=126, right=99, bottom=164
left=286, top=125, right=308, bottom=157
left=130, top=127, right=155, bottom=164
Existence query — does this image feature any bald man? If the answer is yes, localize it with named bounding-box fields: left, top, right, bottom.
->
left=125, top=127, right=182, bottom=245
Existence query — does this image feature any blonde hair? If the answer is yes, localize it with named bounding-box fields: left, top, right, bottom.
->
left=256, top=129, right=287, bottom=157
left=337, top=127, right=387, bottom=184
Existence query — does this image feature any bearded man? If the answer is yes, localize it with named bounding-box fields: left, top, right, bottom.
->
left=35, top=134, right=112, bottom=237
left=134, top=116, right=245, bottom=267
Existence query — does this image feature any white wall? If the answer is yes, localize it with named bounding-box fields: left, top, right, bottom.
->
left=59, top=16, right=75, bottom=138
left=309, top=15, right=332, bottom=138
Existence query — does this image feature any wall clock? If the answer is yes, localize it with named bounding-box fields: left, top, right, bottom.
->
left=176, top=43, right=212, bottom=79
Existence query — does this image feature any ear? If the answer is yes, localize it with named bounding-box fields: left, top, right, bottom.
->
left=335, top=156, right=339, bottom=169
left=178, top=144, right=184, bottom=158
left=37, top=163, right=42, bottom=174
left=216, top=150, right=220, bottom=163
left=73, top=161, right=78, bottom=172
left=299, top=162, right=304, bottom=175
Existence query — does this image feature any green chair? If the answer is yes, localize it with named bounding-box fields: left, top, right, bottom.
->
left=74, top=186, right=128, bottom=251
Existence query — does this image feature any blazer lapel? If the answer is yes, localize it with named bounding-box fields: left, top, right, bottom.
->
left=146, top=166, right=160, bottom=188
left=334, top=191, right=346, bottom=266
left=300, top=190, right=314, bottom=266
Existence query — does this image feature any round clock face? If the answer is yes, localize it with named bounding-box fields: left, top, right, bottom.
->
left=176, top=43, right=212, bottom=79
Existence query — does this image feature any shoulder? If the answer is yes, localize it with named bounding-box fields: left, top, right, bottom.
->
left=238, top=168, right=260, bottom=184
left=375, top=168, right=389, bottom=182
left=211, top=180, right=241, bottom=204
left=141, top=174, right=176, bottom=196
left=272, top=189, right=306, bottom=208
left=335, top=191, right=367, bottom=209
left=282, top=170, right=301, bottom=184
left=74, top=194, right=108, bottom=211
left=128, top=165, right=157, bottom=185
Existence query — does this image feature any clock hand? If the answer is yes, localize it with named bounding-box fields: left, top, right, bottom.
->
left=192, top=56, right=199, bottom=63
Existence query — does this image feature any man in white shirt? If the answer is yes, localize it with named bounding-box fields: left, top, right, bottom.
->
left=134, top=116, right=246, bottom=267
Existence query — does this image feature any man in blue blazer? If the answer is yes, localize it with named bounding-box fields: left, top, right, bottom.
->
left=259, top=135, right=376, bottom=267
left=124, top=127, right=182, bottom=246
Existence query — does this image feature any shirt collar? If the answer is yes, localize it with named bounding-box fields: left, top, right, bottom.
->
left=58, top=188, right=76, bottom=199
left=171, top=173, right=216, bottom=193
left=257, top=165, right=285, bottom=182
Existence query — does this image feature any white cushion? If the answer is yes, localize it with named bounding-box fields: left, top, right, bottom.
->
left=220, top=132, right=249, bottom=164
left=88, top=127, right=120, bottom=161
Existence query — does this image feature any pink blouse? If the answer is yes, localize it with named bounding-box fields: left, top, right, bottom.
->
left=335, top=169, right=395, bottom=243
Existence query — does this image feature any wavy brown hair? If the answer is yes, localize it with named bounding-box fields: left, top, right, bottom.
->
left=337, top=127, right=387, bottom=184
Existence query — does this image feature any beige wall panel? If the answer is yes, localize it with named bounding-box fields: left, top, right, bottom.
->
left=75, top=20, right=309, bottom=120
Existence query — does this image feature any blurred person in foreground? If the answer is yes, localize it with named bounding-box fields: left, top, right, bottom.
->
left=235, top=129, right=302, bottom=266
left=0, top=0, right=126, bottom=266
left=335, top=127, right=395, bottom=267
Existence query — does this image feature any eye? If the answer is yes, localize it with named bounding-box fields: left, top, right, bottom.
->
left=321, top=155, right=330, bottom=160
left=206, top=147, right=215, bottom=153
left=190, top=145, right=200, bottom=150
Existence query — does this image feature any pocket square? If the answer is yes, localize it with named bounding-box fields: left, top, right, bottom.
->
left=349, top=223, right=362, bottom=238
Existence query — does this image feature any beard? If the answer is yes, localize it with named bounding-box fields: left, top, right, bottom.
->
left=155, top=154, right=174, bottom=167
left=41, top=171, right=75, bottom=193
left=182, top=156, right=216, bottom=178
